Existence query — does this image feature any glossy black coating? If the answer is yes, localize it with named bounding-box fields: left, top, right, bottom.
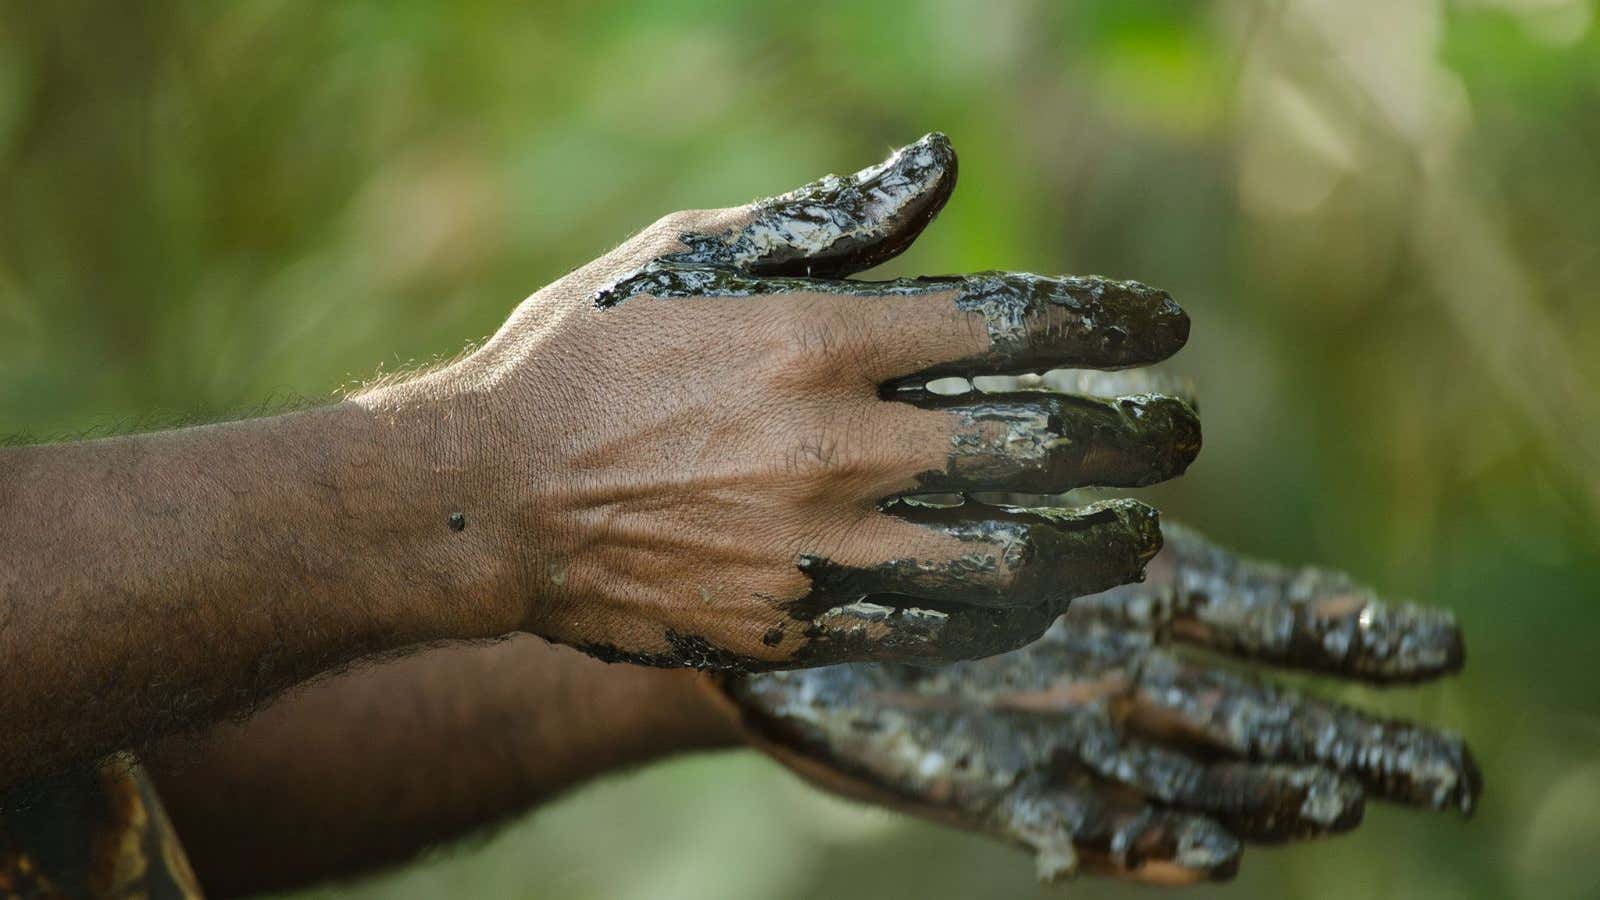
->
left=793, top=498, right=1163, bottom=614
left=902, top=390, right=1201, bottom=493
left=705, top=132, right=957, bottom=278
left=595, top=133, right=955, bottom=306
left=1068, top=521, right=1466, bottom=682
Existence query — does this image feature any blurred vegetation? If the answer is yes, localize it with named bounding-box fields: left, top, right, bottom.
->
left=2, top=0, right=1598, bottom=897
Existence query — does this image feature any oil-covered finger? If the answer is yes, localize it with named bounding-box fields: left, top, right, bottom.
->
left=795, top=498, right=1163, bottom=613
left=1048, top=715, right=1365, bottom=840
left=997, top=772, right=1241, bottom=884
left=597, top=268, right=1189, bottom=378
left=1066, top=521, right=1465, bottom=682
left=732, top=132, right=957, bottom=277
left=897, top=391, right=1201, bottom=494
left=884, top=271, right=1191, bottom=382
left=788, top=594, right=1069, bottom=665
left=1124, top=650, right=1482, bottom=815
left=596, top=132, right=956, bottom=311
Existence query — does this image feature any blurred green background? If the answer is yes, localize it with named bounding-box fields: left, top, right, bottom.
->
left=3, top=0, right=1598, bottom=897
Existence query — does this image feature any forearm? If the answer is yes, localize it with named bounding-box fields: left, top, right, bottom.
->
left=0, top=400, right=516, bottom=789
left=145, top=634, right=738, bottom=897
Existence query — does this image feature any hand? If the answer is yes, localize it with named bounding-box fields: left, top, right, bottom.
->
left=721, top=524, right=1478, bottom=884
left=365, top=133, right=1201, bottom=668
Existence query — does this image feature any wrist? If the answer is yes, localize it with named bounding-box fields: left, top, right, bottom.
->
left=341, top=371, right=525, bottom=639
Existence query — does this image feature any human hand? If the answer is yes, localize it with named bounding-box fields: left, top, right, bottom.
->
left=365, top=134, right=1201, bottom=668
left=722, top=524, right=1477, bottom=884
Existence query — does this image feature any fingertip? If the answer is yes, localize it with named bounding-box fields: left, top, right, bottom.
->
left=1135, top=394, right=1203, bottom=482
left=1092, top=812, right=1242, bottom=885
left=1298, top=771, right=1367, bottom=834
left=1012, top=498, right=1165, bottom=600
left=1060, top=277, right=1190, bottom=366
left=1344, top=601, right=1469, bottom=683
left=1443, top=622, right=1467, bottom=675
left=1031, top=841, right=1080, bottom=883
left=1173, top=817, right=1244, bottom=880
left=1118, top=499, right=1166, bottom=567
left=1451, top=740, right=1484, bottom=817
left=1158, top=288, right=1192, bottom=357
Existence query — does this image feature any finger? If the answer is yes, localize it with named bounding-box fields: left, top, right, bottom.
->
left=614, top=132, right=956, bottom=294
left=886, top=391, right=1201, bottom=494
left=797, top=498, right=1164, bottom=612
left=600, top=269, right=1190, bottom=376
left=790, top=593, right=1066, bottom=665
left=1073, top=735, right=1364, bottom=841
left=997, top=772, right=1241, bottom=884
left=990, top=707, right=1363, bottom=841
left=731, top=132, right=957, bottom=277
left=779, top=498, right=1159, bottom=665
left=877, top=271, right=1191, bottom=383
left=1066, top=520, right=1466, bottom=682
left=1124, top=649, right=1482, bottom=815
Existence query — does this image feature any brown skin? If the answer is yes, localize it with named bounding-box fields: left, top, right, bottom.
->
left=0, top=134, right=1202, bottom=790
left=147, top=635, right=736, bottom=898
left=146, top=525, right=1476, bottom=896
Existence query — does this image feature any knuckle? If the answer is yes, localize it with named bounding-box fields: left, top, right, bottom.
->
left=648, top=208, right=698, bottom=234
left=785, top=428, right=850, bottom=480
left=783, top=412, right=876, bottom=486
left=774, top=303, right=886, bottom=381
left=763, top=309, right=843, bottom=384
left=790, top=314, right=844, bottom=363
left=636, top=208, right=719, bottom=256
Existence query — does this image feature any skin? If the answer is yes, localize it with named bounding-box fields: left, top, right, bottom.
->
left=0, top=134, right=1204, bottom=789
left=142, top=522, right=1477, bottom=896
left=146, top=636, right=735, bottom=897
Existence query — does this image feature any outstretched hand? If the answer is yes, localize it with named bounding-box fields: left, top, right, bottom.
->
left=725, top=524, right=1478, bottom=884
left=365, top=134, right=1201, bottom=667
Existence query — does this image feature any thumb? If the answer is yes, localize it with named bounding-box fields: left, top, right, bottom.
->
left=693, top=132, right=958, bottom=278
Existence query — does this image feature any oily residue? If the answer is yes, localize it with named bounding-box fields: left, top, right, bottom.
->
left=906, top=391, right=1201, bottom=494
left=729, top=612, right=1479, bottom=877
left=595, top=132, right=956, bottom=306
left=1067, top=522, right=1466, bottom=682
left=775, top=497, right=1161, bottom=664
